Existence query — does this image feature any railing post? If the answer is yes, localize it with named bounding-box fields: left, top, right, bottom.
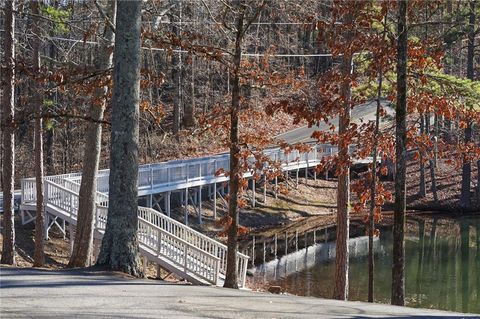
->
left=21, top=179, right=25, bottom=204
left=214, top=258, right=220, bottom=285
left=70, top=191, right=74, bottom=217
left=184, top=244, right=188, bottom=272
left=157, top=229, right=162, bottom=255
left=150, top=166, right=154, bottom=189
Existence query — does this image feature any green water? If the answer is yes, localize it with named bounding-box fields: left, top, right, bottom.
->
left=257, top=216, right=480, bottom=314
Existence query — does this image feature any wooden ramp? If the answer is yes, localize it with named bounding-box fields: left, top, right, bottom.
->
left=20, top=177, right=248, bottom=287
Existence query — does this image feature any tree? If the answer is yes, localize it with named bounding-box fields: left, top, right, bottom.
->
left=170, top=0, right=182, bottom=135
left=368, top=68, right=384, bottom=303
left=68, top=0, right=116, bottom=268
left=333, top=19, right=353, bottom=301
left=460, top=0, right=476, bottom=209
left=223, top=0, right=268, bottom=289
left=96, top=0, right=142, bottom=276
left=31, top=0, right=45, bottom=268
left=1, top=0, right=16, bottom=266
left=392, top=0, right=408, bottom=306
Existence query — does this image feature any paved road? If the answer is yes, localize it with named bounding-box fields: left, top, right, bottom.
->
left=275, top=99, right=392, bottom=144
left=1, top=267, right=476, bottom=319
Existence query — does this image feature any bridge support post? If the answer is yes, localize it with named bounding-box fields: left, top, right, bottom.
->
left=305, top=167, right=308, bottom=186
left=198, top=186, right=202, bottom=224
left=143, top=255, right=148, bottom=275
left=44, top=214, right=50, bottom=240
left=313, top=229, right=316, bottom=244
left=213, top=182, right=217, bottom=219
left=314, top=170, right=317, bottom=181
left=263, top=239, right=266, bottom=264
left=251, top=179, right=256, bottom=207
left=156, top=264, right=162, bottom=279
left=274, top=176, right=278, bottom=199
left=285, top=171, right=289, bottom=190
left=296, top=169, right=299, bottom=189
left=148, top=194, right=153, bottom=208
left=69, top=223, right=74, bottom=254
left=263, top=175, right=267, bottom=203
left=184, top=188, right=189, bottom=225
left=295, top=230, right=299, bottom=251
left=165, top=191, right=171, bottom=217
left=251, top=236, right=255, bottom=267
left=62, top=219, right=66, bottom=240
left=274, top=233, right=277, bottom=259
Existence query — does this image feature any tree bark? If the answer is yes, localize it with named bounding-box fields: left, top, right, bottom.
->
left=68, top=0, right=116, bottom=268
left=429, top=159, right=438, bottom=202
left=392, top=0, right=408, bottom=306
left=368, top=69, right=383, bottom=303
left=224, top=11, right=245, bottom=289
left=30, top=0, right=45, bottom=268
left=96, top=0, right=142, bottom=277
left=1, top=0, right=16, bottom=265
left=183, top=55, right=195, bottom=127
left=333, top=49, right=352, bottom=301
left=460, top=0, right=476, bottom=209
left=171, top=0, right=181, bottom=135
left=419, top=116, right=426, bottom=198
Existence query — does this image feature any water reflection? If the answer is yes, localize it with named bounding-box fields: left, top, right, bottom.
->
left=251, top=216, right=479, bottom=314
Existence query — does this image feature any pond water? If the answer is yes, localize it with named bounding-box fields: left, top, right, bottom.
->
left=251, top=216, right=480, bottom=314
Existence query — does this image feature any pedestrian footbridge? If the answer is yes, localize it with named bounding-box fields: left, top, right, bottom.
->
left=19, top=144, right=342, bottom=287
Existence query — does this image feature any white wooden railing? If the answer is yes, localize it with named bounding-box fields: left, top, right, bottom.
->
left=24, top=178, right=248, bottom=286
left=20, top=143, right=345, bottom=286
left=138, top=207, right=249, bottom=284
left=61, top=144, right=336, bottom=195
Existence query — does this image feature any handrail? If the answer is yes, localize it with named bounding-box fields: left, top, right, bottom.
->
left=38, top=179, right=226, bottom=286
left=20, top=141, right=344, bottom=287
left=37, top=142, right=331, bottom=196
left=138, top=206, right=250, bottom=285
left=139, top=217, right=221, bottom=261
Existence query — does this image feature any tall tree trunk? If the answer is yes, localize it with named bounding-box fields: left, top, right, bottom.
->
left=224, top=11, right=245, bottom=289
left=31, top=0, right=45, bottom=268
left=460, top=0, right=476, bottom=209
left=183, top=55, right=195, bottom=127
left=96, top=0, right=142, bottom=277
left=333, top=47, right=353, bottom=302
left=392, top=0, right=408, bottom=306
left=419, top=116, right=426, bottom=197
left=68, top=0, right=116, bottom=268
left=1, top=0, right=16, bottom=265
left=171, top=0, right=181, bottom=135
left=477, top=160, right=480, bottom=205
left=429, top=159, right=438, bottom=202
left=368, top=69, right=383, bottom=303
left=45, top=128, right=54, bottom=175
